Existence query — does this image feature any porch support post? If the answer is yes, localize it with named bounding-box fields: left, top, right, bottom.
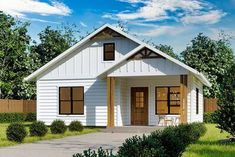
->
left=107, top=77, right=115, bottom=128
left=180, top=75, right=188, bottom=124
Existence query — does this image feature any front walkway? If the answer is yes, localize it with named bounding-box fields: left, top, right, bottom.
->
left=0, top=132, right=143, bottom=157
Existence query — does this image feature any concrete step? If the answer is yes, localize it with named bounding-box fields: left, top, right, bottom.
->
left=101, top=126, right=165, bottom=133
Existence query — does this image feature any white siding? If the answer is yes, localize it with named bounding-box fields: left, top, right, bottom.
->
left=188, top=73, right=204, bottom=122
left=37, top=79, right=108, bottom=126
left=37, top=75, right=203, bottom=126
left=119, top=78, right=129, bottom=126
left=108, top=58, right=188, bottom=77
left=39, top=38, right=138, bottom=80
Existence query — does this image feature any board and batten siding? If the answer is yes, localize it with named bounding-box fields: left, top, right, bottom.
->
left=38, top=38, right=139, bottom=80
left=108, top=58, right=188, bottom=77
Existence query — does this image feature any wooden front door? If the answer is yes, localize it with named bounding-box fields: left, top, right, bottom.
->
left=131, top=87, right=148, bottom=125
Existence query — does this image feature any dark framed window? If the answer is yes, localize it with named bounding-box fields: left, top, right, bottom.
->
left=103, top=43, right=115, bottom=61
left=59, top=87, right=84, bottom=115
left=196, top=88, right=199, bottom=114
left=155, top=86, right=181, bottom=115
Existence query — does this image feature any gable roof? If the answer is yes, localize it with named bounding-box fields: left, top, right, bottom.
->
left=24, top=24, right=143, bottom=82
left=24, top=23, right=211, bottom=87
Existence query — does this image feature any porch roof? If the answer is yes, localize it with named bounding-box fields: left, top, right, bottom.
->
left=97, top=44, right=211, bottom=87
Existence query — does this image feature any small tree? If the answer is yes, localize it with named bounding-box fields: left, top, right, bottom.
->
left=181, top=33, right=234, bottom=98
left=217, top=63, right=235, bottom=138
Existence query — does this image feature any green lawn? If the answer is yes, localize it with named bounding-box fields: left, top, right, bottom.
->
left=183, top=124, right=235, bottom=157
left=0, top=123, right=99, bottom=147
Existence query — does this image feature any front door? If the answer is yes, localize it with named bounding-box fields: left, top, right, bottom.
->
left=131, top=87, right=148, bottom=125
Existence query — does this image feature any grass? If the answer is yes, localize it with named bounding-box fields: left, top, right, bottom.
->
left=0, top=123, right=99, bottom=147
left=183, top=124, right=235, bottom=157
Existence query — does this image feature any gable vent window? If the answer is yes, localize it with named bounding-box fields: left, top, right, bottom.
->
left=59, top=87, right=84, bottom=115
left=103, top=43, right=115, bottom=61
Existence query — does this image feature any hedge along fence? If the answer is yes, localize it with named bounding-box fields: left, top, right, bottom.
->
left=0, top=99, right=36, bottom=113
left=0, top=112, right=36, bottom=123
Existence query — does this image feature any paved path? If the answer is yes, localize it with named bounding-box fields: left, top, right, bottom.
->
left=0, top=132, right=143, bottom=157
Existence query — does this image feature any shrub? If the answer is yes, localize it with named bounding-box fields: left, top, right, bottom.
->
left=50, top=119, right=67, bottom=134
left=0, top=112, right=36, bottom=123
left=203, top=111, right=219, bottom=123
left=175, top=123, right=206, bottom=147
left=6, top=123, right=27, bottom=143
left=0, top=113, right=25, bottom=123
left=118, top=132, right=166, bottom=157
left=160, top=126, right=185, bottom=157
left=25, top=112, right=36, bottom=122
left=29, top=121, right=48, bottom=137
left=69, top=121, right=84, bottom=132
left=189, top=123, right=207, bottom=141
left=73, top=147, right=115, bottom=157
left=74, top=123, right=207, bottom=157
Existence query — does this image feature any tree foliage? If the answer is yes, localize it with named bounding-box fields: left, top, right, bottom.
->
left=0, top=12, right=79, bottom=99
left=155, top=44, right=179, bottom=60
left=181, top=33, right=234, bottom=98
left=217, top=63, right=235, bottom=137
left=30, top=25, right=78, bottom=69
left=0, top=12, right=35, bottom=99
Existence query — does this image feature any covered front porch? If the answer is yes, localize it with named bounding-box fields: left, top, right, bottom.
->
left=106, top=75, right=188, bottom=128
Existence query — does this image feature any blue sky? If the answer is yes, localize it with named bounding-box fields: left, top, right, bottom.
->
left=1, top=0, right=235, bottom=54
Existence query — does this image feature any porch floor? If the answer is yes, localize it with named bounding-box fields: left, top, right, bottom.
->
left=101, top=126, right=165, bottom=133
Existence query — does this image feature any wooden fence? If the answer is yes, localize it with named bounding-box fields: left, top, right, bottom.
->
left=0, top=99, right=36, bottom=113
left=204, top=98, right=218, bottom=113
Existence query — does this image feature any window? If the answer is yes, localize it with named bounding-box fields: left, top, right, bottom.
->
left=59, top=87, right=84, bottom=115
left=155, top=87, right=180, bottom=115
left=103, top=43, right=115, bottom=61
left=196, top=88, right=199, bottom=114
left=135, top=92, right=144, bottom=108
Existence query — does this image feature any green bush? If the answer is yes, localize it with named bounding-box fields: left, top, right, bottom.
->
left=6, top=123, right=27, bottom=143
left=74, top=123, right=207, bottom=157
left=118, top=132, right=166, bottom=157
left=69, top=121, right=84, bottom=132
left=0, top=113, right=25, bottom=123
left=159, top=123, right=206, bottom=157
left=50, top=119, right=67, bottom=134
left=189, top=123, right=207, bottom=141
left=25, top=112, right=36, bottom=122
left=73, top=147, right=115, bottom=157
left=29, top=121, right=48, bottom=137
left=203, top=111, right=219, bottom=123
left=160, top=126, right=186, bottom=157
left=0, top=112, right=36, bottom=123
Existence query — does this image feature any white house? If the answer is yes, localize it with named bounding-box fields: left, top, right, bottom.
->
left=25, top=24, right=211, bottom=128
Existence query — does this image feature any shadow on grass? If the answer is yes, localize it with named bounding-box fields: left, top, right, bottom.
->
left=196, top=140, right=235, bottom=146
left=186, top=147, right=235, bottom=157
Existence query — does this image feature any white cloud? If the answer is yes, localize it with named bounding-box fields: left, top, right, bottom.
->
left=116, top=0, right=203, bottom=20
left=135, top=25, right=189, bottom=37
left=21, top=17, right=60, bottom=24
left=80, top=21, right=87, bottom=27
left=181, top=10, right=226, bottom=24
left=109, top=0, right=225, bottom=25
left=0, top=0, right=72, bottom=17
